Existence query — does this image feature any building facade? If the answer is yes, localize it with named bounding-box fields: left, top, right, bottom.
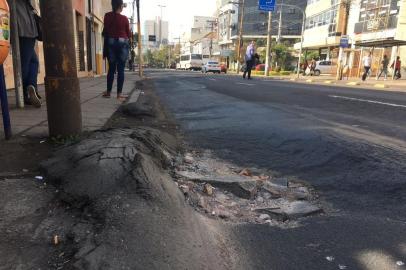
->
left=295, top=0, right=347, bottom=60
left=347, top=0, right=406, bottom=77
left=296, top=0, right=406, bottom=78
left=181, top=16, right=216, bottom=55
left=5, top=0, right=111, bottom=89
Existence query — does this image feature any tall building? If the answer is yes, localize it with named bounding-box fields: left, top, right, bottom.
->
left=216, top=0, right=306, bottom=65
left=143, top=17, right=169, bottom=51
left=237, top=0, right=306, bottom=40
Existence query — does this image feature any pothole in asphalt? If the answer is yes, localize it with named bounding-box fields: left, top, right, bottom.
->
left=174, top=150, right=324, bottom=227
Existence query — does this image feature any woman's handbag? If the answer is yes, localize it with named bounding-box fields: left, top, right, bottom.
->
left=102, top=29, right=110, bottom=59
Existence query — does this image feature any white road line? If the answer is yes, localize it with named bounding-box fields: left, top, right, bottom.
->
left=329, top=95, right=406, bottom=108
left=236, top=82, right=255, bottom=86
left=209, top=78, right=217, bottom=81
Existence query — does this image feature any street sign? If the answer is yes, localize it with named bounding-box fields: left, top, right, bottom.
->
left=148, top=35, right=156, bottom=42
left=259, top=0, right=276, bottom=12
left=340, top=35, right=349, bottom=48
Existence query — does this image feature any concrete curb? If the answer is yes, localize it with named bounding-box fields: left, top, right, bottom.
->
left=347, top=82, right=361, bottom=86
left=374, top=84, right=389, bottom=89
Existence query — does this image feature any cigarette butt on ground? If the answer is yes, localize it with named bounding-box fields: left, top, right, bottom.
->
left=53, top=235, right=59, bottom=245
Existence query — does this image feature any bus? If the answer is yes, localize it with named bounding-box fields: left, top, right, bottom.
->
left=178, top=53, right=203, bottom=70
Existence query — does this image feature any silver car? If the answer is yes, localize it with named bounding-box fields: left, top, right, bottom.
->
left=202, top=61, right=221, bottom=74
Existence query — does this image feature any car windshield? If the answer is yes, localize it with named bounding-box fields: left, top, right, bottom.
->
left=191, top=54, right=202, bottom=60
left=208, top=62, right=218, bottom=65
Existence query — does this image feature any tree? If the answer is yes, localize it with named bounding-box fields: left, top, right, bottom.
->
left=272, top=43, right=290, bottom=71
left=144, top=49, right=155, bottom=65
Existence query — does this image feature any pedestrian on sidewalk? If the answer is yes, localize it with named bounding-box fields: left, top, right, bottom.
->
left=129, top=47, right=135, bottom=71
left=243, top=41, right=255, bottom=80
left=362, top=52, right=372, bottom=81
left=377, top=55, right=389, bottom=80
left=391, top=56, right=402, bottom=80
left=16, top=0, right=41, bottom=108
left=102, top=0, right=130, bottom=101
left=309, top=58, right=316, bottom=76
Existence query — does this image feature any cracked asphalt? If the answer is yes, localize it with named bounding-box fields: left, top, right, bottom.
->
left=148, top=69, right=406, bottom=270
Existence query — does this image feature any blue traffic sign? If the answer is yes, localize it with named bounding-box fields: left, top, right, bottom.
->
left=259, top=0, right=276, bottom=11
left=340, top=36, right=349, bottom=48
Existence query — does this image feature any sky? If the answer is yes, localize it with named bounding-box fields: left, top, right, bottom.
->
left=123, top=0, right=217, bottom=41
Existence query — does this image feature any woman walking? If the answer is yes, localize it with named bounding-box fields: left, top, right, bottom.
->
left=102, top=0, right=130, bottom=101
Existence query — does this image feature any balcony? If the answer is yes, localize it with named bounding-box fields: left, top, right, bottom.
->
left=354, top=15, right=398, bottom=34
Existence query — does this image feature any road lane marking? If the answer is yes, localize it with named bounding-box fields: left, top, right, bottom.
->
left=209, top=78, right=217, bottom=81
left=329, top=95, right=406, bottom=108
left=236, top=82, right=255, bottom=86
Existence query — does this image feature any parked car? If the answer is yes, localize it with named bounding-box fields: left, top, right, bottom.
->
left=220, top=63, right=228, bottom=73
left=313, top=60, right=333, bottom=76
left=255, top=64, right=266, bottom=71
left=202, top=61, right=221, bottom=73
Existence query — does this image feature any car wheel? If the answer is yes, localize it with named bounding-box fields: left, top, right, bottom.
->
left=314, top=70, right=321, bottom=76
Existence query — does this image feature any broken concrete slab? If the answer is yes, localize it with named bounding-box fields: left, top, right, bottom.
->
left=271, top=178, right=288, bottom=187
left=261, top=181, right=287, bottom=197
left=289, top=187, right=311, bottom=200
left=256, top=201, right=322, bottom=221
left=176, top=171, right=259, bottom=199
left=120, top=102, right=155, bottom=118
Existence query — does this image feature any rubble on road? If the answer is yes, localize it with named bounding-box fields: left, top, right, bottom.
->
left=174, top=150, right=323, bottom=225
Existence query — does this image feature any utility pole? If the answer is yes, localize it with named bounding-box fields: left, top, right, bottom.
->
left=136, top=0, right=143, bottom=76
left=40, top=0, right=82, bottom=136
left=276, top=0, right=283, bottom=44
left=207, top=20, right=216, bottom=59
left=174, top=37, right=181, bottom=67
left=8, top=0, right=24, bottom=108
left=336, top=0, right=350, bottom=80
left=265, top=11, right=272, bottom=76
left=236, top=0, right=245, bottom=74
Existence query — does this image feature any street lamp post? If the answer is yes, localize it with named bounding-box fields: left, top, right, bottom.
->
left=297, top=9, right=306, bottom=78
left=229, top=0, right=245, bottom=74
left=206, top=20, right=217, bottom=59
left=236, top=0, right=245, bottom=74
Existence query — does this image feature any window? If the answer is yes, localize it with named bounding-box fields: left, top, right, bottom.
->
left=191, top=54, right=202, bottom=60
left=181, top=55, right=190, bottom=61
left=305, top=6, right=339, bottom=30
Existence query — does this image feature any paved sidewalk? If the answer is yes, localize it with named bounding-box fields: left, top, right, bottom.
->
left=0, top=72, right=140, bottom=139
left=227, top=70, right=406, bottom=92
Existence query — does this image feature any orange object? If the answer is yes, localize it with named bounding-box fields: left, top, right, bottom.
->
left=0, top=0, right=9, bottom=65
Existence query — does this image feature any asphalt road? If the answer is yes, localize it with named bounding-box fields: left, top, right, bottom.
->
left=148, top=70, right=406, bottom=270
